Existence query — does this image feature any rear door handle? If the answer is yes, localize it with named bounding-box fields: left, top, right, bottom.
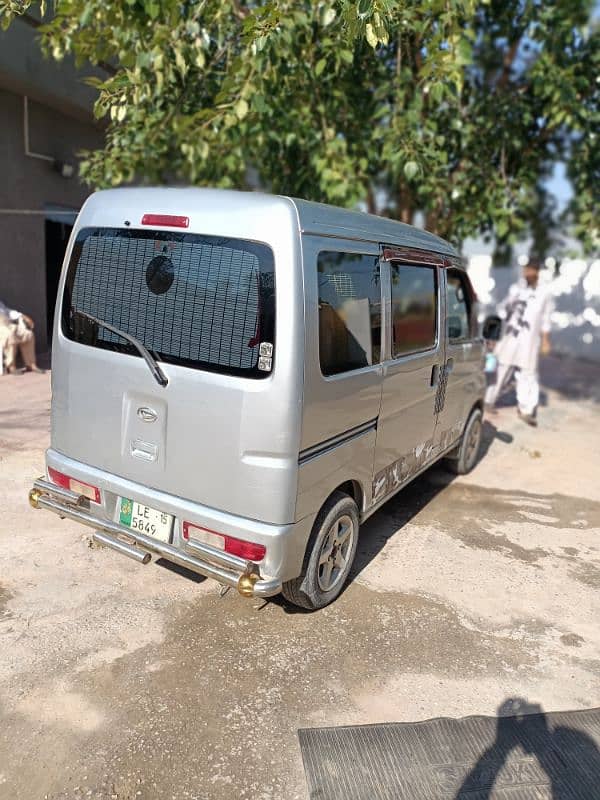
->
left=445, top=357, right=454, bottom=374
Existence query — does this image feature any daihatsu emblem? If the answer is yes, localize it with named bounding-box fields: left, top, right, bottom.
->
left=137, top=406, right=158, bottom=423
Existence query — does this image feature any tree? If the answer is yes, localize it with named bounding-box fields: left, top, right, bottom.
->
left=2, top=0, right=598, bottom=253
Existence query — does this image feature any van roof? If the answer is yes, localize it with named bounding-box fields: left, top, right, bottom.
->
left=79, top=188, right=458, bottom=258
left=290, top=196, right=458, bottom=257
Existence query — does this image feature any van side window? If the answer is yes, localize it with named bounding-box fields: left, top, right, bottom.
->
left=390, top=264, right=437, bottom=357
left=317, top=251, right=381, bottom=376
left=446, top=269, right=471, bottom=342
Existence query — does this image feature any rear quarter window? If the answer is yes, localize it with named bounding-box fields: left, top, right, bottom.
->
left=317, top=251, right=382, bottom=376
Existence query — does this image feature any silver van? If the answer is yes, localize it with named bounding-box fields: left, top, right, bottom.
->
left=29, top=188, right=485, bottom=609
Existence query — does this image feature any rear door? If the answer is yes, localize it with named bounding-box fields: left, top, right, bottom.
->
left=372, top=249, right=442, bottom=505
left=54, top=226, right=281, bottom=518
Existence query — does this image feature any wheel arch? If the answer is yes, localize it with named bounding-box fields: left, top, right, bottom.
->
left=330, top=479, right=364, bottom=513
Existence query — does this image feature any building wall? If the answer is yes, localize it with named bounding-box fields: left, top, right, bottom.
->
left=0, top=88, right=103, bottom=352
left=468, top=257, right=600, bottom=364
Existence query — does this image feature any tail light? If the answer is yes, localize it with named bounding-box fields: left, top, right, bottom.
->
left=48, top=467, right=101, bottom=503
left=182, top=522, right=266, bottom=562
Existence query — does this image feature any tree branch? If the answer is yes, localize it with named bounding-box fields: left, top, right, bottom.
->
left=231, top=0, right=250, bottom=20
left=496, top=35, right=521, bottom=90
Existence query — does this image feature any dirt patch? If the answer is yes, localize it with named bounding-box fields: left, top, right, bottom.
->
left=2, top=364, right=600, bottom=800
left=560, top=633, right=585, bottom=648
left=0, top=584, right=13, bottom=620
left=0, top=584, right=537, bottom=800
left=356, top=479, right=600, bottom=573
left=570, top=561, right=600, bottom=589
left=384, top=480, right=600, bottom=533
left=445, top=529, right=548, bottom=564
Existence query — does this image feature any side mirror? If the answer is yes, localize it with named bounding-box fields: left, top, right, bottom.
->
left=482, top=315, right=502, bottom=341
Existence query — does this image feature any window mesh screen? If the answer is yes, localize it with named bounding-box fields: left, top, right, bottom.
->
left=64, top=229, right=275, bottom=377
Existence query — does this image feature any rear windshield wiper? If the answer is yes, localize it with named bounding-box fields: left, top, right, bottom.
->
left=73, top=309, right=168, bottom=388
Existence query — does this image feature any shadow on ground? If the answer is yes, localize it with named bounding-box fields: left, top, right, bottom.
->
left=455, top=698, right=600, bottom=799
left=350, top=419, right=515, bottom=580
left=299, top=698, right=600, bottom=799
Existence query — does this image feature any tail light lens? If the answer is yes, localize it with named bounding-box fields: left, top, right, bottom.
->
left=182, top=522, right=266, bottom=562
left=48, top=467, right=101, bottom=503
left=141, top=213, right=189, bottom=228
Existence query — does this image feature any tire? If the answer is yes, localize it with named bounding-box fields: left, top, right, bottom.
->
left=281, top=491, right=360, bottom=610
left=444, top=408, right=483, bottom=475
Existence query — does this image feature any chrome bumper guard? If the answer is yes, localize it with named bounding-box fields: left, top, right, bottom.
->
left=28, top=478, right=282, bottom=599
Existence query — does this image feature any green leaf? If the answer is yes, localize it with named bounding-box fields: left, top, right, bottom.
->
left=315, top=58, right=327, bottom=77
left=234, top=99, right=249, bottom=120
left=496, top=219, right=509, bottom=238
left=253, top=94, right=268, bottom=113
left=3, top=0, right=591, bottom=251
left=194, top=49, right=205, bottom=69
left=79, top=4, right=93, bottom=26
left=145, top=1, right=159, bottom=20
left=322, top=8, right=336, bottom=27
left=430, top=83, right=444, bottom=104
left=404, top=161, right=419, bottom=180
left=175, top=48, right=187, bottom=77
left=457, top=39, right=472, bottom=65
left=365, top=23, right=378, bottom=48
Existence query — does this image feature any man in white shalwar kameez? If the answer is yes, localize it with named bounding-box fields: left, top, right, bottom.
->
left=485, top=260, right=553, bottom=426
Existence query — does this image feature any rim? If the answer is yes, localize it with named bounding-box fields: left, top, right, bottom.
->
left=465, top=416, right=482, bottom=469
left=317, top=514, right=355, bottom=592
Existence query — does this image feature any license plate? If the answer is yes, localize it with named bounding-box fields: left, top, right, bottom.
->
left=119, top=498, right=173, bottom=543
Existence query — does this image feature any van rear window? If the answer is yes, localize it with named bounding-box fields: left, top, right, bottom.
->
left=62, top=228, right=275, bottom=378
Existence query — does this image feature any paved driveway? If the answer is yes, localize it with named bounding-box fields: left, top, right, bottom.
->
left=1, top=356, right=599, bottom=799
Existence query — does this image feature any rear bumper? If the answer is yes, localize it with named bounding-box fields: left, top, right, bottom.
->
left=29, top=477, right=282, bottom=598
left=32, top=449, right=315, bottom=596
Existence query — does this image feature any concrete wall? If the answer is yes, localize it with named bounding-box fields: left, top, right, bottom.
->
left=468, top=257, right=600, bottom=364
left=0, top=16, right=101, bottom=121
left=0, top=88, right=103, bottom=351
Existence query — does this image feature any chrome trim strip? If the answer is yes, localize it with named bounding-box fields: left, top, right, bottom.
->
left=299, top=418, right=377, bottom=465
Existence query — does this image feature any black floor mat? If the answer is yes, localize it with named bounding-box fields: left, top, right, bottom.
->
left=298, top=706, right=600, bottom=799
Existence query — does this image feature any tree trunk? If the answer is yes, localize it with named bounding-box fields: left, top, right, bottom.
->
left=366, top=186, right=377, bottom=215
left=397, top=181, right=414, bottom=225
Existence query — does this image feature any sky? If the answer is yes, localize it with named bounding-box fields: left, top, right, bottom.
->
left=545, top=162, right=572, bottom=214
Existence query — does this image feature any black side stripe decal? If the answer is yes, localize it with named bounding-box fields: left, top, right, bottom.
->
left=299, top=418, right=378, bottom=465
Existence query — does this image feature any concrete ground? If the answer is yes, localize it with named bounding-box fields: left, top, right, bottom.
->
left=1, top=355, right=599, bottom=800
